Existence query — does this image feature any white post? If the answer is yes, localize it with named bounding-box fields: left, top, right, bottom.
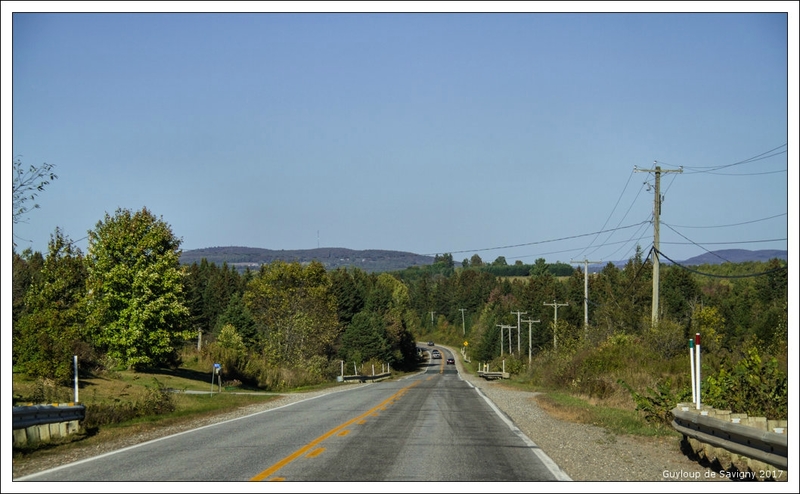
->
left=689, top=339, right=696, bottom=404
left=341, top=360, right=344, bottom=377
left=372, top=364, right=375, bottom=376
left=354, top=362, right=358, bottom=375
left=73, top=355, right=79, bottom=403
left=503, top=359, right=505, bottom=373
left=695, top=333, right=702, bottom=410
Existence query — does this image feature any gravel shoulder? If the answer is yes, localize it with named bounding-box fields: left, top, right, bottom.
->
left=11, top=362, right=728, bottom=483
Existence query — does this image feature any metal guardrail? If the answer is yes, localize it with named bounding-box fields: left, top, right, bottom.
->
left=477, top=371, right=509, bottom=380
left=339, top=372, right=391, bottom=383
left=671, top=406, right=787, bottom=471
left=13, top=403, right=86, bottom=430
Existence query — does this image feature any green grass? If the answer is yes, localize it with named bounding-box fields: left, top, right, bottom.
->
left=534, top=390, right=679, bottom=438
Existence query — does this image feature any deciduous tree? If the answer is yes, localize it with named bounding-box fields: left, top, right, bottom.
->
left=85, top=207, right=192, bottom=370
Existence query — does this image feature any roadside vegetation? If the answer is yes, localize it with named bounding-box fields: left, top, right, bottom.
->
left=11, top=170, right=788, bottom=457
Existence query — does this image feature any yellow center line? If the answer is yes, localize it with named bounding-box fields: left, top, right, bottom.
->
left=250, top=380, right=420, bottom=481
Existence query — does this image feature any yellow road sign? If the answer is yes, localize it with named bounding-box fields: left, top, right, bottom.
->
left=463, top=341, right=468, bottom=346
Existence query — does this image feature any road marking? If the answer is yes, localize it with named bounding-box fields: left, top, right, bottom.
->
left=250, top=380, right=420, bottom=481
left=306, top=447, right=325, bottom=458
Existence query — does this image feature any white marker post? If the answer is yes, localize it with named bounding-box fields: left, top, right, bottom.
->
left=74, top=355, right=79, bottom=403
left=695, top=333, right=701, bottom=410
left=689, top=339, right=696, bottom=405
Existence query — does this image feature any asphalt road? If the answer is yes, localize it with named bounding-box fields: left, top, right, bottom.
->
left=18, top=346, right=570, bottom=482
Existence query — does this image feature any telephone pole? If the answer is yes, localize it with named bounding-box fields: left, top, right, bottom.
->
left=635, top=163, right=683, bottom=325
left=570, top=259, right=601, bottom=339
left=543, top=299, right=568, bottom=350
left=459, top=308, right=467, bottom=336
left=511, top=310, right=527, bottom=354
left=521, top=318, right=540, bottom=365
left=496, top=324, right=504, bottom=355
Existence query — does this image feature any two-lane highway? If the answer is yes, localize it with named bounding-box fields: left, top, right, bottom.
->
left=19, top=350, right=570, bottom=482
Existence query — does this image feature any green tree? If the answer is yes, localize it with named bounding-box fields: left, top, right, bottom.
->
left=339, top=311, right=390, bottom=365
left=85, top=207, right=192, bottom=370
left=216, top=292, right=257, bottom=345
left=244, top=261, right=339, bottom=367
left=470, top=254, right=484, bottom=267
left=12, top=248, right=44, bottom=328
left=14, top=228, right=88, bottom=382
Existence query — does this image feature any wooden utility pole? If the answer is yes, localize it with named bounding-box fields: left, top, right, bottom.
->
left=543, top=299, right=568, bottom=350
left=521, top=318, right=540, bottom=365
left=570, top=259, right=601, bottom=339
left=511, top=311, right=527, bottom=354
left=635, top=163, right=683, bottom=324
left=459, top=308, right=467, bottom=336
left=497, top=324, right=504, bottom=355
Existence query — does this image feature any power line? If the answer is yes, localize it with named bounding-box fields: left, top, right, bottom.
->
left=656, top=248, right=787, bottom=279
left=424, top=221, right=649, bottom=257
left=665, top=213, right=786, bottom=229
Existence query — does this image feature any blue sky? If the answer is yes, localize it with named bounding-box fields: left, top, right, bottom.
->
left=5, top=6, right=797, bottom=268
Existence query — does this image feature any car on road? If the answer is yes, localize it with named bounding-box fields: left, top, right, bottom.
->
left=431, top=350, right=441, bottom=359
left=427, top=341, right=435, bottom=346
left=446, top=358, right=455, bottom=365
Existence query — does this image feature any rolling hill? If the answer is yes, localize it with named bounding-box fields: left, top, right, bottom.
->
left=180, top=246, right=787, bottom=274
left=179, top=246, right=435, bottom=273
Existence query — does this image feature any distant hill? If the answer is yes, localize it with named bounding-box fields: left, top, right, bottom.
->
left=588, top=249, right=787, bottom=273
left=677, top=249, right=787, bottom=266
left=179, top=246, right=435, bottom=273
left=181, top=246, right=787, bottom=274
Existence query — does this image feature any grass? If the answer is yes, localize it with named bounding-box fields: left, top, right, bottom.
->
left=530, top=390, right=678, bottom=438
left=11, top=363, right=323, bottom=461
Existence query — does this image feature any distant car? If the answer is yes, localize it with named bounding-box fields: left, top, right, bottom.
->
left=446, top=358, right=455, bottom=365
left=431, top=350, right=441, bottom=359
left=427, top=341, right=435, bottom=346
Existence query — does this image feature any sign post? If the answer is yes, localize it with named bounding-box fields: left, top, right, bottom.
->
left=211, top=363, right=222, bottom=393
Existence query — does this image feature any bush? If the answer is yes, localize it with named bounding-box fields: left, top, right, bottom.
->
left=618, top=378, right=691, bottom=427
left=703, top=347, right=788, bottom=419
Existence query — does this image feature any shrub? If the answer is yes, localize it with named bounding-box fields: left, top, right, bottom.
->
left=618, top=378, right=691, bottom=427
left=703, top=347, right=788, bottom=419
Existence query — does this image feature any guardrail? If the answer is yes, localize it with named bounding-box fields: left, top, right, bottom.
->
left=12, top=403, right=85, bottom=447
left=477, top=371, right=510, bottom=380
left=13, top=403, right=85, bottom=429
left=338, top=372, right=392, bottom=383
left=671, top=404, right=787, bottom=472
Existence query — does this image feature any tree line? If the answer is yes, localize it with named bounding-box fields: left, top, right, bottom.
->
left=12, top=205, right=788, bottom=410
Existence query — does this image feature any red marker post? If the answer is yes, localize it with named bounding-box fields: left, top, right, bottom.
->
left=695, top=333, right=701, bottom=410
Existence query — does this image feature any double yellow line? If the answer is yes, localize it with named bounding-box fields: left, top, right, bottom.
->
left=250, top=379, right=421, bottom=481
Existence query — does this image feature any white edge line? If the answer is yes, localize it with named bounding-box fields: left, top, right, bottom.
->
left=15, top=385, right=366, bottom=481
left=472, top=386, right=573, bottom=482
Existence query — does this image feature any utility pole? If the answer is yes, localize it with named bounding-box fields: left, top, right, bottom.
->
left=570, top=259, right=601, bottom=339
left=543, top=299, right=568, bottom=351
left=511, top=311, right=527, bottom=354
left=635, top=163, right=683, bottom=325
left=430, top=311, right=436, bottom=327
left=459, top=308, right=466, bottom=336
left=521, top=318, right=540, bottom=365
left=496, top=324, right=504, bottom=355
